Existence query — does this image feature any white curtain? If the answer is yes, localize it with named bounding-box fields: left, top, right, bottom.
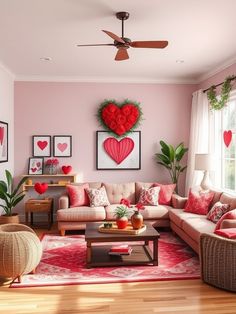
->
left=185, top=90, right=209, bottom=195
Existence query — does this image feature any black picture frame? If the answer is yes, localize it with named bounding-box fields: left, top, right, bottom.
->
left=53, top=135, right=72, bottom=157
left=96, top=131, right=141, bottom=170
left=32, top=135, right=51, bottom=157
left=0, top=121, right=8, bottom=163
left=28, top=157, right=44, bottom=175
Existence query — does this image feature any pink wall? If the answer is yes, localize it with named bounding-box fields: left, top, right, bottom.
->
left=14, top=82, right=196, bottom=199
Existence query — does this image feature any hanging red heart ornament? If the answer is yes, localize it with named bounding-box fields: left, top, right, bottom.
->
left=223, top=130, right=232, bottom=147
left=97, top=100, right=143, bottom=137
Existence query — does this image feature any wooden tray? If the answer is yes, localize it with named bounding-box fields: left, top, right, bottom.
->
left=98, top=223, right=146, bottom=235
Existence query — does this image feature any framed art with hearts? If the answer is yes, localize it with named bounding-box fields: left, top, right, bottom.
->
left=53, top=135, right=72, bottom=157
left=33, top=135, right=51, bottom=157
left=0, top=121, right=8, bottom=163
left=28, top=157, right=44, bottom=175
left=96, top=131, right=141, bottom=170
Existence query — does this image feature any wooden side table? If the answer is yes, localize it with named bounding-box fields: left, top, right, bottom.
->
left=25, top=198, right=53, bottom=230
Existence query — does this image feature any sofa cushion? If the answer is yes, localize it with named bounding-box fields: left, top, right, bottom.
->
left=153, top=183, right=176, bottom=205
left=135, top=182, right=153, bottom=203
left=182, top=217, right=215, bottom=243
left=103, top=182, right=135, bottom=204
left=105, top=204, right=170, bottom=220
left=219, top=193, right=236, bottom=210
left=168, top=208, right=202, bottom=228
left=184, top=189, right=214, bottom=215
left=57, top=206, right=106, bottom=221
left=67, top=183, right=90, bottom=207
left=206, top=201, right=231, bottom=223
left=86, top=186, right=110, bottom=207
left=138, top=186, right=160, bottom=205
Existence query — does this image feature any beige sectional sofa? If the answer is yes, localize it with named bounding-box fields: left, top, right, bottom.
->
left=57, top=182, right=236, bottom=254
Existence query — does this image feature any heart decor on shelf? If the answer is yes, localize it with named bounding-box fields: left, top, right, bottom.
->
left=103, top=137, right=134, bottom=164
left=223, top=130, right=232, bottom=147
left=62, top=165, right=72, bottom=174
left=37, top=141, right=48, bottom=151
left=34, top=182, right=48, bottom=195
left=97, top=99, right=143, bottom=137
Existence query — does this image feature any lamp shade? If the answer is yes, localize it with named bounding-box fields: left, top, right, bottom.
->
left=195, top=154, right=213, bottom=171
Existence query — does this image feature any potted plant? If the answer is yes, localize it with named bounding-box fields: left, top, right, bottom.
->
left=114, top=202, right=130, bottom=229
left=0, top=170, right=27, bottom=224
left=155, top=140, right=188, bottom=194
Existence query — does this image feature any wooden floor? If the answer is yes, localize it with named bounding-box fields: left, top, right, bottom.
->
left=1, top=225, right=236, bottom=314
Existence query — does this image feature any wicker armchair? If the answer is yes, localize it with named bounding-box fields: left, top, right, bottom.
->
left=200, top=233, right=236, bottom=292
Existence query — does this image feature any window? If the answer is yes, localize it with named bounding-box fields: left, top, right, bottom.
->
left=211, top=90, right=236, bottom=192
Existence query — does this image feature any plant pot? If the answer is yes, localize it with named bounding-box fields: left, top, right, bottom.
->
left=116, top=217, right=128, bottom=229
left=131, top=211, right=143, bottom=230
left=0, top=213, right=20, bottom=225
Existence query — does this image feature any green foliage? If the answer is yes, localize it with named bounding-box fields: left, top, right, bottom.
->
left=0, top=170, right=27, bottom=216
left=155, top=141, right=188, bottom=194
left=114, top=205, right=129, bottom=219
left=207, top=76, right=235, bottom=110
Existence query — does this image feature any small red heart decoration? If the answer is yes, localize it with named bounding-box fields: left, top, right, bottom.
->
left=37, top=140, right=48, bottom=150
left=223, top=130, right=232, bottom=147
left=103, top=137, right=134, bottom=164
left=62, top=165, right=72, bottom=174
left=98, top=100, right=142, bottom=136
left=34, top=182, right=48, bottom=194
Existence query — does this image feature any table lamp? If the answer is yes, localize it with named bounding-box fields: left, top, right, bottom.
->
left=195, top=154, right=212, bottom=189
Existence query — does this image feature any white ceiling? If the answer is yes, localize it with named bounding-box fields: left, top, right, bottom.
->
left=0, top=0, right=236, bottom=83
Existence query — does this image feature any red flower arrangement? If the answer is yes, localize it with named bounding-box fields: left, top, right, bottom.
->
left=120, top=198, right=145, bottom=211
left=45, top=158, right=59, bottom=166
left=97, top=99, right=143, bottom=137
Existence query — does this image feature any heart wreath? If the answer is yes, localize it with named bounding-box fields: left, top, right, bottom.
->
left=97, top=99, right=143, bottom=137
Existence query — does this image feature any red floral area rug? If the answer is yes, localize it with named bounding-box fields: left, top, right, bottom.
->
left=11, top=232, right=200, bottom=288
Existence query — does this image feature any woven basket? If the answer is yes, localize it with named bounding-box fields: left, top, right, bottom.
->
left=200, top=233, right=236, bottom=292
left=0, top=224, right=42, bottom=283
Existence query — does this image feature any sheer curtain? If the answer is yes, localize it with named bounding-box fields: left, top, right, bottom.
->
left=185, top=90, right=209, bottom=195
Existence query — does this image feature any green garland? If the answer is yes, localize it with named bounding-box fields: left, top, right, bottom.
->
left=207, top=75, right=235, bottom=110
left=97, top=99, right=143, bottom=138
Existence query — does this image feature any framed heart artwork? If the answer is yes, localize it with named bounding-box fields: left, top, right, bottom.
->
left=28, top=157, right=44, bottom=175
left=96, top=131, right=141, bottom=170
left=0, top=121, right=8, bottom=163
left=33, top=135, right=51, bottom=157
left=53, top=135, right=72, bottom=157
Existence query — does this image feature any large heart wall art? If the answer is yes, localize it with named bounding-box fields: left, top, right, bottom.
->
left=223, top=130, right=232, bottom=147
left=97, top=99, right=143, bottom=137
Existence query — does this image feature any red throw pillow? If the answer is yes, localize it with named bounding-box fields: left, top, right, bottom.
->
left=67, top=183, right=89, bottom=207
left=153, top=183, right=176, bottom=205
left=214, top=228, right=236, bottom=239
left=215, top=208, right=236, bottom=231
left=184, top=189, right=214, bottom=215
left=206, top=201, right=231, bottom=223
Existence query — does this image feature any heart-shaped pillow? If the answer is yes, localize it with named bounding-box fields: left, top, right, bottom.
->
left=97, top=100, right=142, bottom=136
left=34, top=182, right=48, bottom=195
left=62, top=165, right=72, bottom=174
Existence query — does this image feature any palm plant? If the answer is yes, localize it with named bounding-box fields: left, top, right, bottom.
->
left=114, top=205, right=129, bottom=219
left=0, top=170, right=27, bottom=216
left=155, top=141, right=188, bottom=194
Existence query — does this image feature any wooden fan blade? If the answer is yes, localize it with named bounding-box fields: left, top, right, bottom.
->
left=130, top=41, right=168, bottom=48
left=115, top=48, right=129, bottom=61
left=77, top=43, right=115, bottom=47
left=102, top=30, right=125, bottom=44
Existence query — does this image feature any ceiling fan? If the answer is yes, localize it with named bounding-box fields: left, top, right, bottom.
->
left=77, top=11, right=168, bottom=61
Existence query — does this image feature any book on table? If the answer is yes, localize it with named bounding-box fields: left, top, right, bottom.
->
left=109, top=244, right=132, bottom=255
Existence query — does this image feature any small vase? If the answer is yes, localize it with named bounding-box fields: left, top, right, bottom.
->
left=48, top=165, right=57, bottom=175
left=131, top=211, right=143, bottom=230
left=116, top=217, right=128, bottom=229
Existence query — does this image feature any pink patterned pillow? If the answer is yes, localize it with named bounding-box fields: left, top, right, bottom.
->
left=67, top=183, right=89, bottom=207
left=215, top=208, right=236, bottom=231
left=153, top=183, right=176, bottom=205
left=184, top=189, right=214, bottom=215
left=85, top=186, right=110, bottom=207
left=138, top=186, right=160, bottom=206
left=206, top=201, right=230, bottom=223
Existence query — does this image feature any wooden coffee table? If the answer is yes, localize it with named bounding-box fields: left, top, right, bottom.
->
left=85, top=222, right=160, bottom=268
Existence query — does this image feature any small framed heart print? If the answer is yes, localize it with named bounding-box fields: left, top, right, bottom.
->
left=28, top=157, right=44, bottom=175
left=53, top=135, right=72, bottom=157
left=33, top=135, right=51, bottom=157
